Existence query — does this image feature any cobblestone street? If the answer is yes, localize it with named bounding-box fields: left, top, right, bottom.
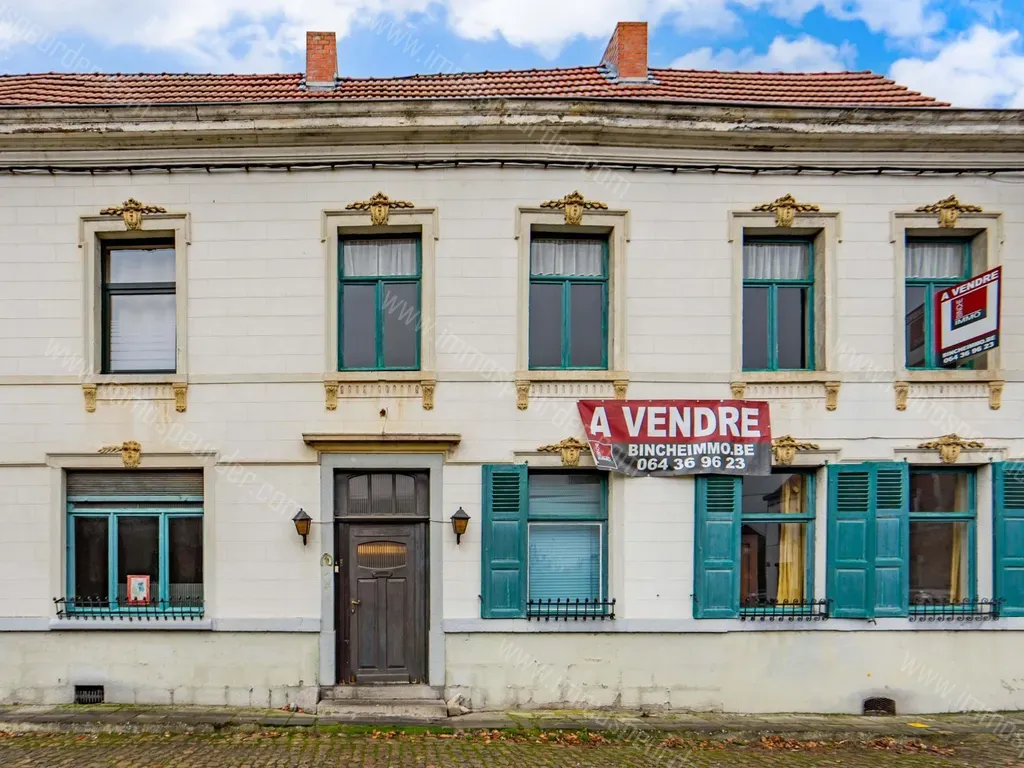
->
left=0, top=731, right=1018, bottom=767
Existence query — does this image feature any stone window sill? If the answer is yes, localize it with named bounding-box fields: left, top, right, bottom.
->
left=49, top=618, right=212, bottom=631
left=514, top=371, right=628, bottom=410
left=893, top=374, right=1004, bottom=411
left=731, top=375, right=841, bottom=411
left=323, top=372, right=437, bottom=411
left=82, top=377, right=188, bottom=413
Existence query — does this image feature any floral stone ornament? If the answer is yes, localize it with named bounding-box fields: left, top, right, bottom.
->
left=100, top=198, right=167, bottom=230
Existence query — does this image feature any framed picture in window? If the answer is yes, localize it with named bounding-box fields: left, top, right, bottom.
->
left=126, top=574, right=151, bottom=605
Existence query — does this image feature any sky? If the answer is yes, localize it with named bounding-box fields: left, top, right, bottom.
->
left=0, top=1, right=1022, bottom=107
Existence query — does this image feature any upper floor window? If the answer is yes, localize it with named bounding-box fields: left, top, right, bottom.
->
left=65, top=470, right=204, bottom=616
left=338, top=236, right=421, bottom=371
left=742, top=239, right=813, bottom=371
left=528, top=237, right=608, bottom=370
left=905, top=238, right=971, bottom=369
left=102, top=240, right=176, bottom=373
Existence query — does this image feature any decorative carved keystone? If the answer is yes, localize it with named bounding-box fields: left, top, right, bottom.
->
left=918, top=434, right=985, bottom=464
left=540, top=190, right=608, bottom=226
left=915, top=195, right=982, bottom=229
left=772, top=435, right=820, bottom=466
left=613, top=380, right=628, bottom=400
left=730, top=382, right=746, bottom=400
left=346, top=192, right=415, bottom=226
left=538, top=437, right=591, bottom=467
left=99, top=441, right=142, bottom=469
left=100, top=198, right=167, bottom=230
left=753, top=194, right=820, bottom=228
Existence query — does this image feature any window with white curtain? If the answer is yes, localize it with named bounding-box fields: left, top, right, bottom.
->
left=742, top=239, right=814, bottom=371
left=102, top=240, right=177, bottom=373
left=905, top=238, right=971, bottom=369
left=529, top=236, right=608, bottom=369
left=338, top=236, right=421, bottom=370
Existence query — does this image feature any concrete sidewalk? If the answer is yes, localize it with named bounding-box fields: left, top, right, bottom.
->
left=0, top=704, right=1020, bottom=740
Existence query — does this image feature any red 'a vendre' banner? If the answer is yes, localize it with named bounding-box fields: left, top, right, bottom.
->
left=577, top=400, right=772, bottom=477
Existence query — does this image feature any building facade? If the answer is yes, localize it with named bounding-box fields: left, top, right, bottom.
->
left=1, top=23, right=1024, bottom=715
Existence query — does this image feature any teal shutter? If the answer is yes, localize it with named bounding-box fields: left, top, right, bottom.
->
left=481, top=464, right=527, bottom=618
left=872, top=462, right=909, bottom=617
left=995, top=463, right=1024, bottom=617
left=693, top=475, right=740, bottom=619
left=827, top=465, right=873, bottom=618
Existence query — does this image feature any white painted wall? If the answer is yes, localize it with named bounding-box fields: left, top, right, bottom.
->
left=0, top=157, right=1022, bottom=710
left=445, top=631, right=1024, bottom=713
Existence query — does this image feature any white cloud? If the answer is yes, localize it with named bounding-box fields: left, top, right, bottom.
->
left=672, top=34, right=857, bottom=72
left=890, top=25, right=1024, bottom=107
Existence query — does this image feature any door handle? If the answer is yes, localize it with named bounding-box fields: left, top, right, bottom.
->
left=350, top=600, right=361, bottom=606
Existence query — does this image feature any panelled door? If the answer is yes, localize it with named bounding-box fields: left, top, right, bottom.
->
left=335, top=471, right=428, bottom=684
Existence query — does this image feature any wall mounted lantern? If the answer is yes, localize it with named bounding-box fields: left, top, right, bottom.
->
left=292, top=508, right=312, bottom=546
left=450, top=507, right=470, bottom=544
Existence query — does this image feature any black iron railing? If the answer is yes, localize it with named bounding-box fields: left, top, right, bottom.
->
left=527, top=598, right=616, bottom=621
left=54, top=596, right=205, bottom=620
left=740, top=598, right=831, bottom=622
left=909, top=597, right=1003, bottom=622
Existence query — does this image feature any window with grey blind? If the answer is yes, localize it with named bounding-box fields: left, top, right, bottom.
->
left=65, top=470, right=203, bottom=615
left=102, top=240, right=177, bottom=373
left=527, top=473, right=607, bottom=603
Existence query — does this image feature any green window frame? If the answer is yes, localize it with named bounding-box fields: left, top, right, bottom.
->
left=693, top=472, right=815, bottom=619
left=480, top=465, right=608, bottom=618
left=905, top=237, right=972, bottom=370
left=528, top=236, right=609, bottom=370
left=67, top=492, right=204, bottom=616
left=742, top=237, right=814, bottom=372
left=908, top=468, right=976, bottom=614
left=338, top=235, right=422, bottom=371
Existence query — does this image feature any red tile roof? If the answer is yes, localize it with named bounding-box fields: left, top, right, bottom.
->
left=0, top=67, right=947, bottom=108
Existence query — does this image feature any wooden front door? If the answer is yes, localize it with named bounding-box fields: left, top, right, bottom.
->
left=338, top=522, right=426, bottom=683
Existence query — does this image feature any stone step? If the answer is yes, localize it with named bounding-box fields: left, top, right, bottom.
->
left=320, top=684, right=440, bottom=701
left=316, top=699, right=449, bottom=720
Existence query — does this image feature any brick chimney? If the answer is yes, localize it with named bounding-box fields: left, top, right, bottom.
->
left=600, top=21, right=648, bottom=81
left=306, top=31, right=337, bottom=88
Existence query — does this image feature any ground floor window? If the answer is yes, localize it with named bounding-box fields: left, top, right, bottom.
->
left=65, top=470, right=204, bottom=615
left=481, top=465, right=608, bottom=618
left=910, top=469, right=975, bottom=608
left=694, top=470, right=816, bottom=618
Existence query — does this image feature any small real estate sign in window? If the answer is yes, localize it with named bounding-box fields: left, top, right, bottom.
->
left=936, top=265, right=1001, bottom=366
left=578, top=399, right=772, bottom=476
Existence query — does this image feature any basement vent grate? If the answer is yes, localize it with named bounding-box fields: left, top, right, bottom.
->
left=74, top=685, right=104, bottom=705
left=863, top=697, right=896, bottom=716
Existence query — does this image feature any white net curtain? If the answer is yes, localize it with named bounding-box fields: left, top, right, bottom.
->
left=905, top=241, right=965, bottom=279
left=342, top=239, right=418, bottom=277
left=742, top=242, right=810, bottom=280
left=530, top=239, right=604, bottom=277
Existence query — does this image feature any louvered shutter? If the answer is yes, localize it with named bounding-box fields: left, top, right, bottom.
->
left=827, top=465, right=873, bottom=618
left=995, top=463, right=1024, bottom=617
left=480, top=464, right=528, bottom=618
left=693, top=475, right=741, bottom=619
left=872, top=462, right=909, bottom=617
